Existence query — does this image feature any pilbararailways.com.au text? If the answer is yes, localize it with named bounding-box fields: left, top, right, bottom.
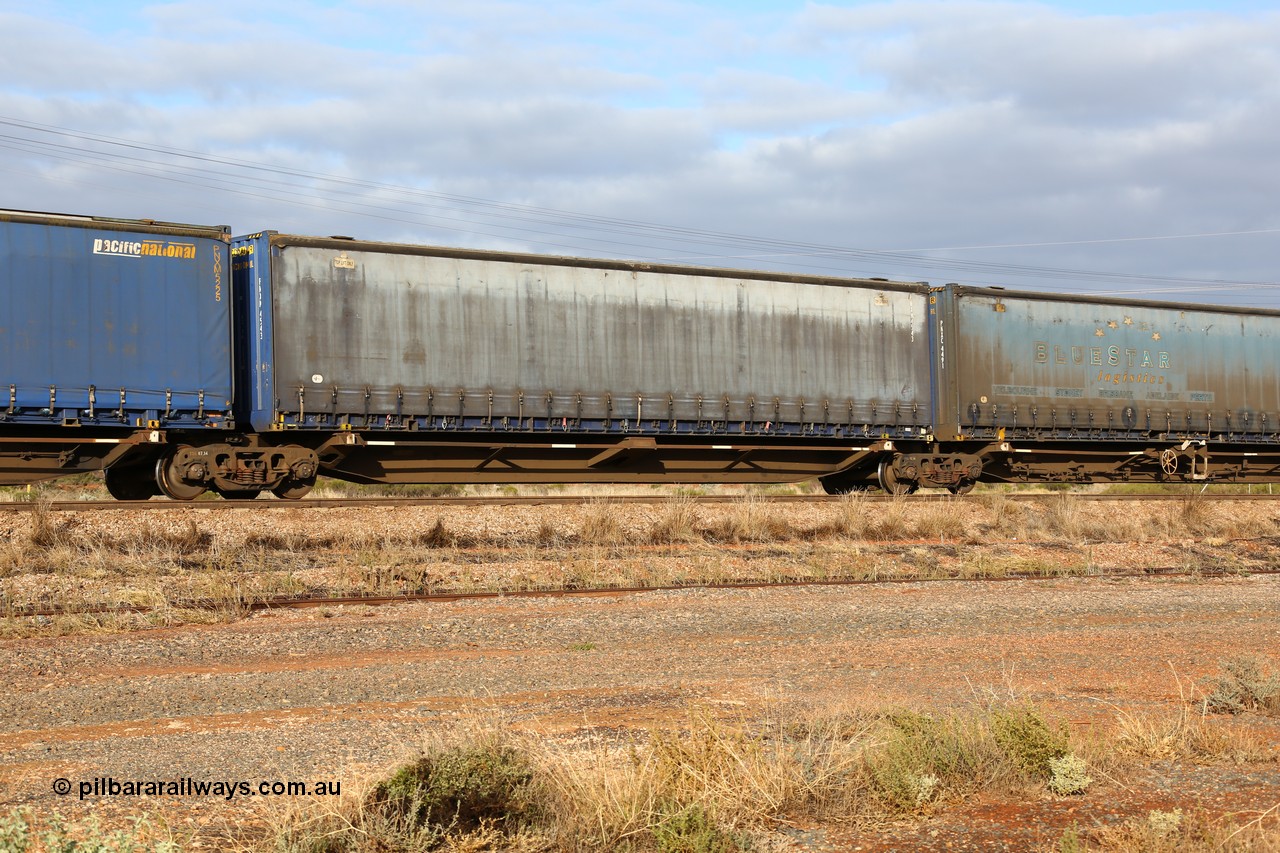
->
left=53, top=776, right=341, bottom=801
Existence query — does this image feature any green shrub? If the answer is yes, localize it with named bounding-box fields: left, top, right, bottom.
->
left=1055, top=823, right=1083, bottom=853
left=1047, top=754, right=1092, bottom=795
left=0, top=809, right=29, bottom=853
left=0, top=809, right=180, bottom=853
left=991, top=704, right=1069, bottom=778
left=652, top=803, right=745, bottom=853
left=867, top=711, right=996, bottom=813
left=366, top=741, right=541, bottom=840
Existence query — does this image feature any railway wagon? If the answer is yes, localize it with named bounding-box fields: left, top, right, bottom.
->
left=13, top=210, right=1280, bottom=500
left=229, top=232, right=934, bottom=495
left=0, top=210, right=237, bottom=493
left=912, top=285, right=1280, bottom=488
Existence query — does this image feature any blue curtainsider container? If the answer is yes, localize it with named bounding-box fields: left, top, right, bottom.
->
left=0, top=210, right=235, bottom=428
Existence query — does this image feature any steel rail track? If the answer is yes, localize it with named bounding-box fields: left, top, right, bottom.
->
left=3, top=491, right=1280, bottom=512
left=10, top=566, right=1277, bottom=620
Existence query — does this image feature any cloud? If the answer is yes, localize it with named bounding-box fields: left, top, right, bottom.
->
left=0, top=1, right=1277, bottom=301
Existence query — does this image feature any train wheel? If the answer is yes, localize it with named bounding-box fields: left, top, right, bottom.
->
left=104, top=467, right=159, bottom=501
left=877, top=459, right=918, bottom=495
left=271, top=477, right=315, bottom=500
left=155, top=454, right=208, bottom=501
left=947, top=480, right=976, bottom=496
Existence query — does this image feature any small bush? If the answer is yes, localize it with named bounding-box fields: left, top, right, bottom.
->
left=867, top=711, right=1002, bottom=813
left=652, top=802, right=744, bottom=853
left=1047, top=754, right=1092, bottom=795
left=1147, top=808, right=1184, bottom=837
left=990, top=704, right=1069, bottom=779
left=0, top=808, right=28, bottom=852
left=366, top=742, right=541, bottom=840
left=1056, top=823, right=1083, bottom=853
left=1202, top=657, right=1280, bottom=715
left=0, top=809, right=180, bottom=853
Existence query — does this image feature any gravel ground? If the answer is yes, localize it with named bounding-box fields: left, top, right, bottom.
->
left=2, top=566, right=1279, bottom=849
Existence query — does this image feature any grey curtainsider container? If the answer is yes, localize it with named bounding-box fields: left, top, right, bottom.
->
left=935, top=285, right=1280, bottom=440
left=0, top=210, right=234, bottom=428
left=234, top=233, right=934, bottom=438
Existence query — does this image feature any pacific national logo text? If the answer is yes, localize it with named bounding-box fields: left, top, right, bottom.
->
left=93, top=237, right=197, bottom=259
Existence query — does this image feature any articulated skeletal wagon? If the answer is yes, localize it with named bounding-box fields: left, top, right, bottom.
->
left=3, top=209, right=1278, bottom=499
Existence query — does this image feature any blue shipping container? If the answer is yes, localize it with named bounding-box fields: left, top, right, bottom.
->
left=0, top=210, right=234, bottom=428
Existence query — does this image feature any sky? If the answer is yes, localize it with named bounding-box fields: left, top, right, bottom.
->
left=0, top=0, right=1277, bottom=305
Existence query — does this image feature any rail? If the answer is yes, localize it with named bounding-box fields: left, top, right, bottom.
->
left=2, top=491, right=1279, bottom=512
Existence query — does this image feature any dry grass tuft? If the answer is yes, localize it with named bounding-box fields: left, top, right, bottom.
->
left=912, top=501, right=970, bottom=542
left=121, top=519, right=213, bottom=555
left=26, top=501, right=77, bottom=550
left=981, top=491, right=1025, bottom=535
left=243, top=529, right=338, bottom=551
left=1036, top=493, right=1095, bottom=541
left=1104, top=662, right=1280, bottom=763
left=1081, top=806, right=1280, bottom=853
left=832, top=492, right=903, bottom=540
left=533, top=519, right=563, bottom=547
left=828, top=493, right=970, bottom=543
left=1175, top=494, right=1222, bottom=537
left=1111, top=704, right=1275, bottom=764
left=647, top=496, right=702, bottom=545
left=576, top=499, right=629, bottom=546
left=705, top=496, right=795, bottom=543
left=404, top=518, right=466, bottom=549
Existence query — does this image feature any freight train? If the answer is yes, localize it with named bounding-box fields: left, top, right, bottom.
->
left=4, top=208, right=1280, bottom=500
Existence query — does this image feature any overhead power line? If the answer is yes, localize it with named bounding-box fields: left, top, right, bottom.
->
left=0, top=115, right=1275, bottom=301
